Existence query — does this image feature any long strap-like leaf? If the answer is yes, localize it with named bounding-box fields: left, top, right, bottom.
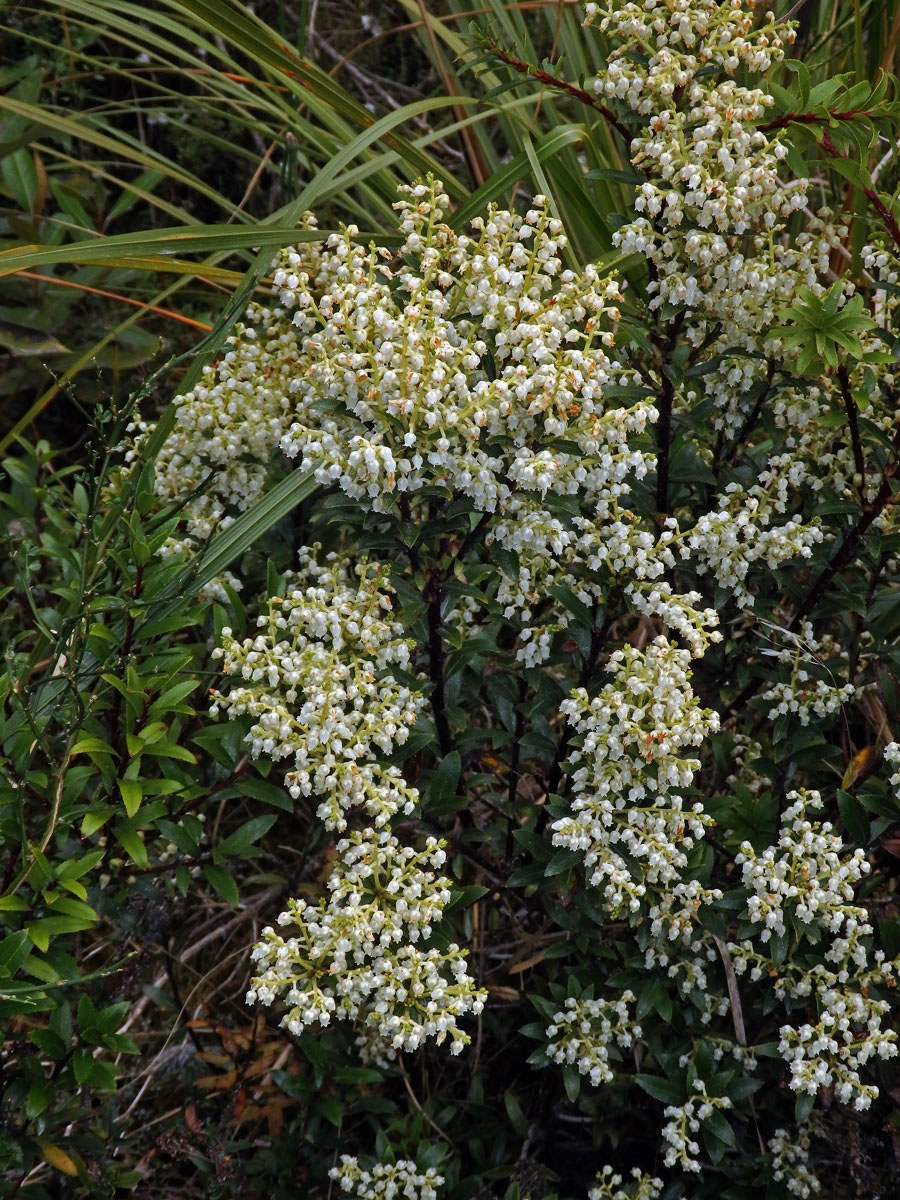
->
left=142, top=94, right=479, bottom=461
left=157, top=468, right=318, bottom=606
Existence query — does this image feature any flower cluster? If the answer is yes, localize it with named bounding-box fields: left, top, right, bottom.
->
left=735, top=790, right=870, bottom=948
left=212, top=549, right=485, bottom=1053
left=588, top=1165, right=663, bottom=1200
left=278, top=180, right=630, bottom=516
left=551, top=637, right=720, bottom=930
left=329, top=1156, right=444, bottom=1200
left=588, top=0, right=802, bottom=318
left=545, top=992, right=641, bottom=1085
left=661, top=1080, right=732, bottom=1173
left=777, top=1002, right=896, bottom=1113
left=759, top=622, right=856, bottom=726
left=685, top=469, right=823, bottom=610
left=768, top=1126, right=821, bottom=1198
left=211, top=549, right=425, bottom=831
left=731, top=791, right=899, bottom=1109
left=246, top=828, right=485, bottom=1052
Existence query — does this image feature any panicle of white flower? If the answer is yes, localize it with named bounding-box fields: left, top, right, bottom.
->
left=762, top=678, right=857, bottom=726
left=685, top=461, right=823, bottom=608
left=730, top=790, right=899, bottom=1110
left=354, top=1023, right=400, bottom=1069
left=279, top=179, right=629, bottom=516
left=588, top=1164, right=663, bottom=1200
left=735, top=789, right=870, bottom=948
left=574, top=508, right=673, bottom=584
left=329, top=1155, right=444, bottom=1200
left=545, top=992, right=641, bottom=1085
left=585, top=0, right=792, bottom=109
left=661, top=1079, right=732, bottom=1173
left=625, top=580, right=721, bottom=658
left=583, top=0, right=862, bottom=623
left=594, top=0, right=801, bottom=314
left=777, top=1007, right=896, bottom=1113
left=768, top=1126, right=821, bottom=1198
left=551, top=636, right=720, bottom=921
left=210, top=549, right=426, bottom=831
left=246, top=827, right=486, bottom=1052
left=759, top=620, right=856, bottom=725
left=724, top=732, right=766, bottom=796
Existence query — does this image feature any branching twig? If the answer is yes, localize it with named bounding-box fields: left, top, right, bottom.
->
left=837, top=362, right=866, bottom=487
left=760, top=107, right=874, bottom=133
left=486, top=42, right=634, bottom=149
left=820, top=129, right=900, bottom=253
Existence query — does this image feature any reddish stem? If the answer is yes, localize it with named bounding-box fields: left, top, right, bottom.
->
left=760, top=107, right=872, bottom=133
left=487, top=42, right=634, bottom=148
left=815, top=129, right=900, bottom=253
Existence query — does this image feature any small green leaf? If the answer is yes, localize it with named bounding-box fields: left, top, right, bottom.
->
left=544, top=848, right=583, bottom=876
left=71, top=736, right=117, bottom=757
left=72, top=1047, right=94, bottom=1085
left=203, top=866, right=239, bottom=905
left=213, top=815, right=277, bottom=861
left=117, top=779, right=143, bottom=818
left=115, top=828, right=149, bottom=869
left=427, top=752, right=461, bottom=809
left=25, top=1080, right=54, bottom=1119
left=562, top=1064, right=581, bottom=1103
left=634, top=1074, right=684, bottom=1105
left=0, top=930, right=31, bottom=975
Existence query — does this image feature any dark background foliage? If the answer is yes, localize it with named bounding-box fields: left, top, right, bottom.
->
left=3, top=1, right=900, bottom=1197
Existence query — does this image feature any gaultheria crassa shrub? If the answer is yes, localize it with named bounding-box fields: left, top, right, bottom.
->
left=130, top=1, right=900, bottom=1195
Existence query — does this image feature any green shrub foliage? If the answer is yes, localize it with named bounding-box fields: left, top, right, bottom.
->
left=5, top=0, right=900, bottom=1196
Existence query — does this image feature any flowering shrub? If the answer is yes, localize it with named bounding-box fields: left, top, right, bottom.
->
left=119, top=0, right=900, bottom=1194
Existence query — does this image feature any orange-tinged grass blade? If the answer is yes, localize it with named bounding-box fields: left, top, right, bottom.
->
left=15, top=272, right=213, bottom=331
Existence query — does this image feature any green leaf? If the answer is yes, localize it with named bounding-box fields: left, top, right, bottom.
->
left=837, top=790, right=870, bottom=846
left=213, top=815, right=277, bottom=861
left=26, top=916, right=96, bottom=952
left=81, top=807, right=114, bottom=836
left=235, top=777, right=293, bottom=812
left=1, top=147, right=39, bottom=212
left=445, top=886, right=489, bottom=913
left=46, top=896, right=96, bottom=921
left=562, top=1064, right=581, bottom=1103
left=634, top=1074, right=684, bottom=1105
left=72, top=1047, right=94, bottom=1085
left=117, top=779, right=143, bottom=819
left=427, top=752, right=462, bottom=809
left=203, top=865, right=239, bottom=905
left=0, top=930, right=32, bottom=976
left=115, top=828, right=149, bottom=869
left=545, top=848, right=583, bottom=876
left=70, top=736, right=117, bottom=758
left=727, top=1077, right=763, bottom=1101
left=25, top=1080, right=54, bottom=1119
left=77, top=992, right=98, bottom=1035
left=139, top=741, right=197, bottom=763
left=701, top=1108, right=735, bottom=1147
left=147, top=679, right=200, bottom=718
